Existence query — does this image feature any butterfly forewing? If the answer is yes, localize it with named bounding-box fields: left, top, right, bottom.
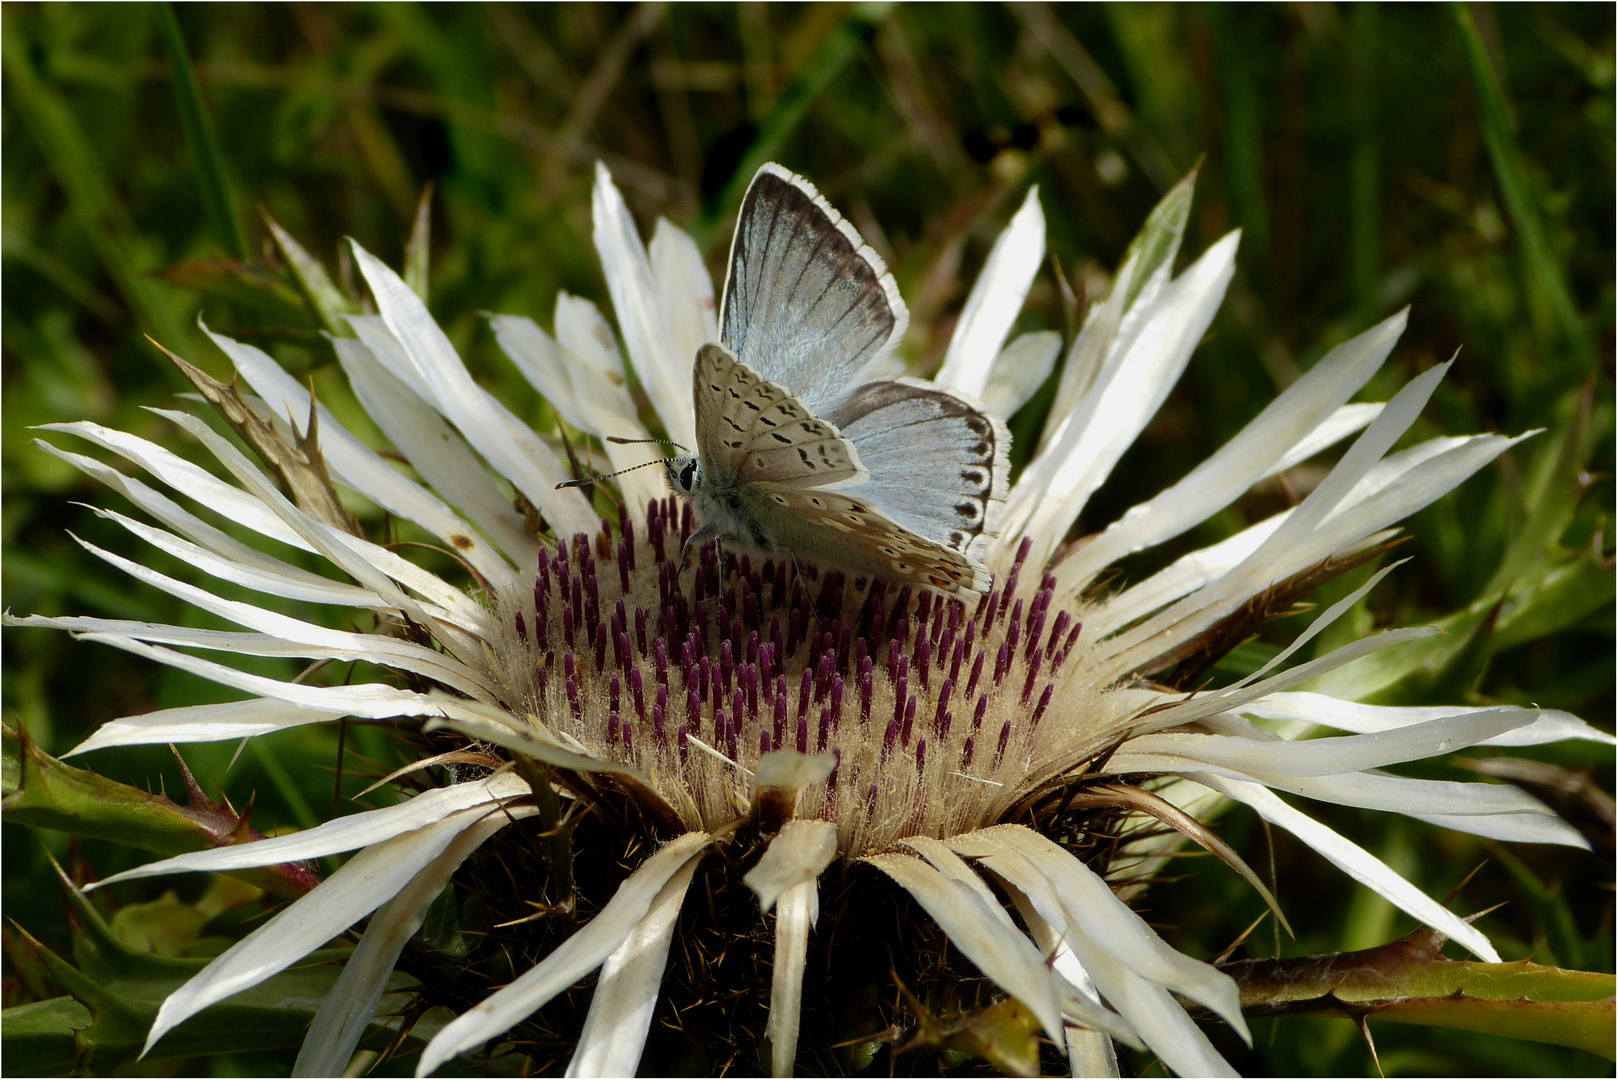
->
left=720, top=165, right=909, bottom=416
left=693, top=343, right=866, bottom=490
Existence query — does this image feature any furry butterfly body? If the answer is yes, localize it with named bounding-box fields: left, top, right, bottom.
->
left=667, top=164, right=1010, bottom=595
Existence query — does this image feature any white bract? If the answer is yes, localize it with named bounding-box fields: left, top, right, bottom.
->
left=9, top=163, right=1610, bottom=1079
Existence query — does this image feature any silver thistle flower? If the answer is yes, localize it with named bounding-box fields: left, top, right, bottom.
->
left=8, top=163, right=1609, bottom=1079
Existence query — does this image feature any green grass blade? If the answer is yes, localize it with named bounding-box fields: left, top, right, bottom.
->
left=691, top=3, right=893, bottom=247
left=1349, top=2, right=1381, bottom=328
left=249, top=738, right=320, bottom=832
left=156, top=2, right=246, bottom=260
left=2, top=17, right=191, bottom=351
left=1453, top=3, right=1591, bottom=370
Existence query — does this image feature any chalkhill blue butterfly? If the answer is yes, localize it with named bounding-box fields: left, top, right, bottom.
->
left=667, top=163, right=1012, bottom=594
left=574, top=163, right=1011, bottom=594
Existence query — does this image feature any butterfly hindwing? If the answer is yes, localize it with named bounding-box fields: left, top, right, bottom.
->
left=720, top=165, right=909, bottom=416
left=757, top=485, right=988, bottom=593
left=824, top=379, right=1009, bottom=561
left=693, top=343, right=865, bottom=489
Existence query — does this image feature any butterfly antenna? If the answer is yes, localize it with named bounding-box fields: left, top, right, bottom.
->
left=557, top=458, right=681, bottom=490
left=607, top=435, right=691, bottom=453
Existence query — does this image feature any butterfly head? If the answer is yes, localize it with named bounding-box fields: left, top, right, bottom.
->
left=665, top=456, right=702, bottom=496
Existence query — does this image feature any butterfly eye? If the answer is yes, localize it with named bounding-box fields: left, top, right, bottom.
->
left=679, top=462, right=698, bottom=491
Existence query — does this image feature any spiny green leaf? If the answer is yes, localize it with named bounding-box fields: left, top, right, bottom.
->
left=1, top=725, right=318, bottom=900
left=0, top=997, right=91, bottom=1076
left=1221, top=926, right=1615, bottom=1059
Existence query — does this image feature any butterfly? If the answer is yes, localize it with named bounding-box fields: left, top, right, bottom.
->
left=665, top=163, right=1011, bottom=595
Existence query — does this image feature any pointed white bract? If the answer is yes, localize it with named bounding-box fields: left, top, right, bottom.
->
left=142, top=802, right=534, bottom=1058
left=1057, top=310, right=1407, bottom=589
left=950, top=826, right=1247, bottom=1037
left=332, top=332, right=536, bottom=562
left=203, top=320, right=517, bottom=584
left=744, top=819, right=838, bottom=913
left=989, top=848, right=1235, bottom=1077
left=980, top=330, right=1063, bottom=418
left=293, top=812, right=515, bottom=1078
left=867, top=849, right=1068, bottom=1049
left=92, top=774, right=529, bottom=888
left=1196, top=774, right=1501, bottom=962
left=63, top=697, right=342, bottom=755
left=592, top=162, right=698, bottom=448
left=1240, top=691, right=1618, bottom=747
left=417, top=832, right=710, bottom=1077
left=10, top=161, right=1605, bottom=1079
left=649, top=216, right=719, bottom=381
left=937, top=185, right=1046, bottom=398
left=743, top=821, right=837, bottom=1076
left=349, top=244, right=598, bottom=538
left=1009, top=231, right=1240, bottom=571
left=567, top=855, right=704, bottom=1078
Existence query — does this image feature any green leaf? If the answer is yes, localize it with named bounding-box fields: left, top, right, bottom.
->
left=404, top=184, right=433, bottom=301
left=0, top=998, right=91, bottom=1077
left=1484, top=391, right=1590, bottom=597
left=1307, top=402, right=1613, bottom=703
left=158, top=259, right=313, bottom=326
left=1304, top=546, right=1613, bottom=704
left=260, top=211, right=362, bottom=337
left=3, top=927, right=418, bottom=1072
left=1113, top=163, right=1198, bottom=317
left=155, top=2, right=246, bottom=260
left=1041, top=163, right=1200, bottom=446
left=0, top=865, right=428, bottom=1073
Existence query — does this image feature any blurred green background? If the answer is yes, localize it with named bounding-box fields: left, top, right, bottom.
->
left=2, top=2, right=1613, bottom=1075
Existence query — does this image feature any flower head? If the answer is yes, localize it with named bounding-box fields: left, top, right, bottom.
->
left=9, top=163, right=1609, bottom=1078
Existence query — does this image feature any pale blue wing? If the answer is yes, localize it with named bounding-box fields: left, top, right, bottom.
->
left=719, top=164, right=909, bottom=416
left=824, top=379, right=1010, bottom=562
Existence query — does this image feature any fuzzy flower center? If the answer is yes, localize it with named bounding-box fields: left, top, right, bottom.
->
left=485, top=497, right=1132, bottom=855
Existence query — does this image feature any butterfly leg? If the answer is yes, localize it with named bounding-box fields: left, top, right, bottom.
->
left=787, top=548, right=809, bottom=595
left=680, top=523, right=718, bottom=574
